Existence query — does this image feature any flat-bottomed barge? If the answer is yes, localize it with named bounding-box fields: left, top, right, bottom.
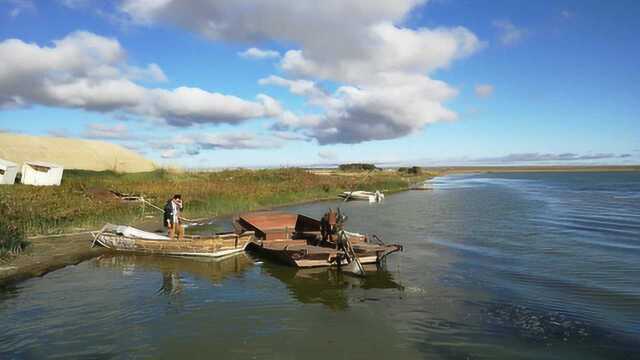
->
left=237, top=210, right=402, bottom=268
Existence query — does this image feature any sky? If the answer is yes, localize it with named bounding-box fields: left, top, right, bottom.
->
left=0, top=0, right=638, bottom=168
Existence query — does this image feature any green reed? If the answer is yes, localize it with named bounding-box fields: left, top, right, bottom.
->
left=0, top=168, right=426, bottom=236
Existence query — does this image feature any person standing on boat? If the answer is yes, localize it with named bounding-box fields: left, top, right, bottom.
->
left=163, top=194, right=184, bottom=240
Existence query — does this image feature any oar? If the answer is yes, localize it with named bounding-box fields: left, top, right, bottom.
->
left=139, top=197, right=208, bottom=224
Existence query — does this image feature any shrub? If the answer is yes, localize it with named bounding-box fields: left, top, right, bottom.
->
left=0, top=212, right=29, bottom=258
left=398, top=166, right=422, bottom=175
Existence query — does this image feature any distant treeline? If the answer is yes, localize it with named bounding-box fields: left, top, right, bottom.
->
left=336, top=163, right=424, bottom=174
left=338, top=163, right=379, bottom=171
left=397, top=166, right=423, bottom=175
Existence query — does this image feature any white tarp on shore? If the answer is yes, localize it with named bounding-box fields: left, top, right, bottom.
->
left=0, top=158, right=18, bottom=185
left=21, top=161, right=64, bottom=186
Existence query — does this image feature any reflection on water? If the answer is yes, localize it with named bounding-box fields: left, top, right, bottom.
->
left=262, top=263, right=404, bottom=310
left=159, top=272, right=183, bottom=296
left=96, top=253, right=257, bottom=298
left=1, top=171, right=639, bottom=359
left=95, top=252, right=255, bottom=285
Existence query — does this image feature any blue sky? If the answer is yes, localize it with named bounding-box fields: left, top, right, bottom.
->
left=0, top=0, right=638, bottom=168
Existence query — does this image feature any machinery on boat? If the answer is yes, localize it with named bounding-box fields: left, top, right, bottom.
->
left=237, top=209, right=402, bottom=275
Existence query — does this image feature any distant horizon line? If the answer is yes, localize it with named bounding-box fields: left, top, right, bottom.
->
left=175, top=164, right=640, bottom=171
left=1, top=131, right=637, bottom=170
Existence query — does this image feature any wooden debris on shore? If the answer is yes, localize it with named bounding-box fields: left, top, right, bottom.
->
left=110, top=190, right=145, bottom=202
left=83, top=187, right=144, bottom=202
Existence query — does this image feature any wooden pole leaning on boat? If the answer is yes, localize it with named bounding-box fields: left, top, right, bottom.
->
left=139, top=197, right=208, bottom=224
left=90, top=224, right=109, bottom=248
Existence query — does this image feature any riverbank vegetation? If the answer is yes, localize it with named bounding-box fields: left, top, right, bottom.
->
left=0, top=203, right=29, bottom=258
left=0, top=168, right=429, bottom=236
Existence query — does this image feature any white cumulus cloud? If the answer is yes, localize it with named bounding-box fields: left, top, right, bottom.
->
left=176, top=132, right=283, bottom=150
left=280, top=23, right=482, bottom=84
left=118, top=0, right=483, bottom=144
left=264, top=73, right=458, bottom=144
left=155, top=132, right=284, bottom=158
left=7, top=0, right=35, bottom=18
left=493, top=20, right=525, bottom=46
left=0, top=31, right=281, bottom=125
left=318, top=149, right=337, bottom=161
left=161, top=148, right=179, bottom=159
left=83, top=123, right=134, bottom=139
left=238, top=47, right=280, bottom=60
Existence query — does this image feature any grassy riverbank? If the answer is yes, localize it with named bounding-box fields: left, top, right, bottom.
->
left=0, top=168, right=429, bottom=239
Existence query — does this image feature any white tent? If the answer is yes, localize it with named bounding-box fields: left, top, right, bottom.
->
left=21, top=161, right=64, bottom=186
left=0, top=158, right=18, bottom=185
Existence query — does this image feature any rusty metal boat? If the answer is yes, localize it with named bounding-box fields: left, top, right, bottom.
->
left=237, top=210, right=402, bottom=271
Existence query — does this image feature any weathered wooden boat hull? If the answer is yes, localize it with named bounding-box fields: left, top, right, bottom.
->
left=238, top=211, right=402, bottom=269
left=93, top=225, right=255, bottom=258
left=246, top=241, right=402, bottom=268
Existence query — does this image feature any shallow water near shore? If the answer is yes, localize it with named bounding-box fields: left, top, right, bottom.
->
left=1, top=172, right=639, bottom=359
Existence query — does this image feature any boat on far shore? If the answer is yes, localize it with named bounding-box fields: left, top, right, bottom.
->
left=338, top=190, right=384, bottom=203
left=91, top=224, right=255, bottom=258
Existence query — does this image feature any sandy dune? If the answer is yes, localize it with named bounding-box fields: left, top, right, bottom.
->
left=0, top=133, right=156, bottom=172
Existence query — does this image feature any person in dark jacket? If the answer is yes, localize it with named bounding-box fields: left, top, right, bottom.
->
left=163, top=194, right=184, bottom=240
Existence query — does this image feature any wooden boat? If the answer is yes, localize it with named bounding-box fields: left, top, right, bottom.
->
left=338, top=190, right=384, bottom=203
left=237, top=210, right=402, bottom=270
left=92, top=224, right=255, bottom=258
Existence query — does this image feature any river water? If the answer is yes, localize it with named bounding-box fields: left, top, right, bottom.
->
left=1, top=172, right=639, bottom=359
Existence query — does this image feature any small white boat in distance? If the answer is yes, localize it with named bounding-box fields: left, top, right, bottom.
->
left=338, top=190, right=384, bottom=203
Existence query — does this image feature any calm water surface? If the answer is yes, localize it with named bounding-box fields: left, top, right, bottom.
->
left=1, top=172, right=639, bottom=359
